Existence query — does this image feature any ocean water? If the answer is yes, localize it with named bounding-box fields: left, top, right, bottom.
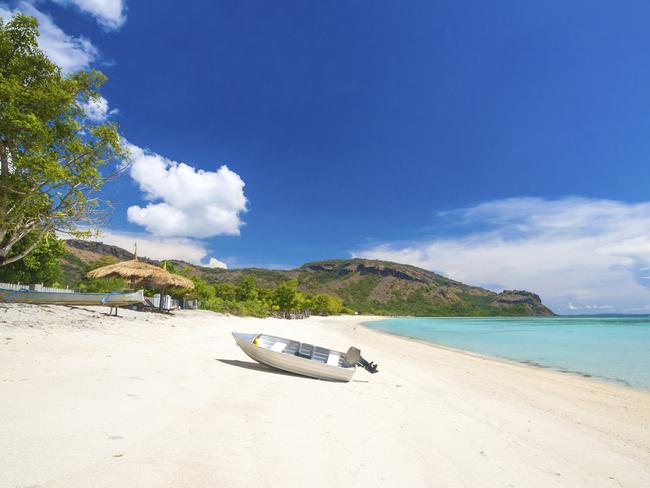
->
left=365, top=316, right=650, bottom=390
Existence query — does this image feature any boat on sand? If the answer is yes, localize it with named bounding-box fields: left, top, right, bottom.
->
left=0, top=288, right=145, bottom=307
left=232, top=332, right=378, bottom=382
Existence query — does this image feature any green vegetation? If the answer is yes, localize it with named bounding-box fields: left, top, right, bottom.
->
left=0, top=14, right=125, bottom=268
left=335, top=275, right=381, bottom=313
left=59, top=241, right=555, bottom=317
left=310, top=293, right=346, bottom=315
left=59, top=251, right=88, bottom=287
left=185, top=276, right=347, bottom=318
left=0, top=232, right=64, bottom=285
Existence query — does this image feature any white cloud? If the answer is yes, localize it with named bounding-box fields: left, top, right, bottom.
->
left=355, top=198, right=650, bottom=314
left=207, top=257, right=228, bottom=269
left=567, top=303, right=614, bottom=311
left=0, top=2, right=99, bottom=72
left=93, top=230, right=210, bottom=264
left=126, top=143, right=248, bottom=239
left=51, top=0, right=125, bottom=30
left=81, top=95, right=117, bottom=121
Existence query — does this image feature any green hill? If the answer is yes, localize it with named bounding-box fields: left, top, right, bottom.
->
left=62, top=240, right=555, bottom=316
left=292, top=259, right=554, bottom=316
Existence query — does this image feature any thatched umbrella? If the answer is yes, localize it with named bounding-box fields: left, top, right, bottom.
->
left=87, top=252, right=194, bottom=309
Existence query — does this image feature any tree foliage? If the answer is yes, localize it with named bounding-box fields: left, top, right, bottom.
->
left=307, top=293, right=344, bottom=315
left=0, top=231, right=64, bottom=285
left=214, top=282, right=237, bottom=301
left=236, top=276, right=258, bottom=301
left=191, top=276, right=217, bottom=302
left=273, top=279, right=300, bottom=311
left=0, top=14, right=126, bottom=267
left=180, top=276, right=349, bottom=318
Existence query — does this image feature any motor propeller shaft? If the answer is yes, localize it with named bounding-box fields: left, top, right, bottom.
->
left=344, top=347, right=379, bottom=374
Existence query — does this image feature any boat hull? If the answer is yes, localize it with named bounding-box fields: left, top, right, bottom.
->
left=0, top=288, right=145, bottom=306
left=232, top=332, right=355, bottom=382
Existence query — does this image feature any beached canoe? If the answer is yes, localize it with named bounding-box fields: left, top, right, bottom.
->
left=232, top=332, right=378, bottom=382
left=0, top=288, right=145, bottom=306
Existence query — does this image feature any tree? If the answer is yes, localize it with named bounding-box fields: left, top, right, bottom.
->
left=273, top=279, right=300, bottom=311
left=308, top=293, right=343, bottom=315
left=0, top=14, right=125, bottom=267
left=160, top=260, right=177, bottom=274
left=214, top=282, right=237, bottom=301
left=236, top=276, right=258, bottom=301
left=0, top=231, right=64, bottom=285
left=255, top=287, right=274, bottom=307
left=190, top=277, right=216, bottom=302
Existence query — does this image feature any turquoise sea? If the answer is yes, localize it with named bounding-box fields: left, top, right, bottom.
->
left=365, top=316, right=650, bottom=390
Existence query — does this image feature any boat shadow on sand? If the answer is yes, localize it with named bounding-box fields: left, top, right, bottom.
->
left=217, top=359, right=305, bottom=378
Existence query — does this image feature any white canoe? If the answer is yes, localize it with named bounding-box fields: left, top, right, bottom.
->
left=232, top=332, right=357, bottom=382
left=0, top=288, right=145, bottom=306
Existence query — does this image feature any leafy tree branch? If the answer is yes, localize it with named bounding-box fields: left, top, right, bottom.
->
left=0, top=13, right=126, bottom=267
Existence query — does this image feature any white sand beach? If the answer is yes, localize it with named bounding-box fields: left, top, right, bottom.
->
left=1, top=305, right=649, bottom=488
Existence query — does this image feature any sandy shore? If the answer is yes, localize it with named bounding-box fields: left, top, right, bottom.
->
left=1, top=304, right=649, bottom=488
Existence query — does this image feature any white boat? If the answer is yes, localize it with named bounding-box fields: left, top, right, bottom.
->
left=232, top=332, right=378, bottom=382
left=0, top=288, right=145, bottom=306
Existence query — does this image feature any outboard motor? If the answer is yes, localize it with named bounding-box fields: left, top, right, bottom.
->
left=344, top=347, right=379, bottom=374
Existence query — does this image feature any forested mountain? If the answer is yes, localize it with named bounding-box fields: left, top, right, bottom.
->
left=62, top=240, right=555, bottom=316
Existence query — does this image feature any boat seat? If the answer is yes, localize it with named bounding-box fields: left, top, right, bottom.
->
left=312, top=346, right=329, bottom=363
left=297, top=343, right=314, bottom=359
left=283, top=341, right=300, bottom=355
left=270, top=342, right=286, bottom=352
left=257, top=336, right=276, bottom=349
left=327, top=351, right=341, bottom=366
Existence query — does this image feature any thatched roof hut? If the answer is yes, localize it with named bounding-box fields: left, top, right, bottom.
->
left=87, top=260, right=195, bottom=289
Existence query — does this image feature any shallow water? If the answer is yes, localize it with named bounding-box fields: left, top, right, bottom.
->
left=365, top=316, right=650, bottom=389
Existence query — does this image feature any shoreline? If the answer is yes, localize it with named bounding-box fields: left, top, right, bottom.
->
left=2, top=304, right=650, bottom=487
left=358, top=317, right=650, bottom=395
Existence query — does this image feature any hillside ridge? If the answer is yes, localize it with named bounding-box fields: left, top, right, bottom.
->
left=61, top=240, right=555, bottom=316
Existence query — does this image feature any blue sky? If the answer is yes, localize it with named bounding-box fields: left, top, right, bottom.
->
left=3, top=0, right=650, bottom=313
